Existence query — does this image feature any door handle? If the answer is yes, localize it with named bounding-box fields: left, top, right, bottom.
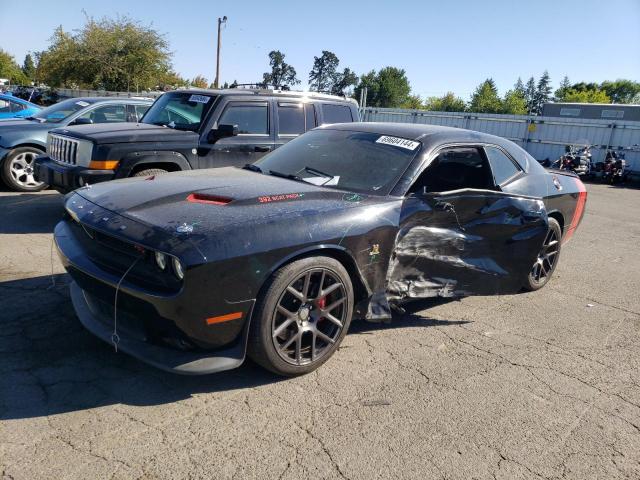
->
left=254, top=146, right=271, bottom=153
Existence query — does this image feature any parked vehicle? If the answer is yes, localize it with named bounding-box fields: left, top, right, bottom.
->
left=0, top=93, right=41, bottom=120
left=35, top=88, right=360, bottom=193
left=56, top=124, right=586, bottom=375
left=0, top=97, right=152, bottom=191
left=600, top=150, right=628, bottom=183
left=558, top=143, right=593, bottom=177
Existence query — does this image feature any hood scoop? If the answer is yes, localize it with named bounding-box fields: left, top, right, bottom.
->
left=186, top=193, right=232, bottom=205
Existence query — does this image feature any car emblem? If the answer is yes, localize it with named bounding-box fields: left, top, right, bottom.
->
left=552, top=176, right=562, bottom=191
left=176, top=223, right=194, bottom=234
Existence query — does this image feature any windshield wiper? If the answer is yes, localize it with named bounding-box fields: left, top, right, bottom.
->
left=301, top=166, right=335, bottom=185
left=268, top=170, right=304, bottom=182
left=25, top=116, right=45, bottom=123
left=243, top=164, right=262, bottom=173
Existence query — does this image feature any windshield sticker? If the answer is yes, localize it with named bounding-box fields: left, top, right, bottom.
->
left=189, top=94, right=210, bottom=104
left=75, top=101, right=90, bottom=107
left=258, top=193, right=304, bottom=203
left=375, top=135, right=420, bottom=151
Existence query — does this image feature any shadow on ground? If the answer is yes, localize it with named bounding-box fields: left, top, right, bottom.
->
left=0, top=274, right=468, bottom=421
left=0, top=190, right=64, bottom=234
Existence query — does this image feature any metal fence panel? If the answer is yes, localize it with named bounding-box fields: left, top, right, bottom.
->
left=361, top=107, right=640, bottom=172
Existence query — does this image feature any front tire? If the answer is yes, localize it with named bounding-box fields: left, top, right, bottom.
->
left=524, top=218, right=562, bottom=291
left=248, top=257, right=354, bottom=376
left=1, top=147, right=47, bottom=192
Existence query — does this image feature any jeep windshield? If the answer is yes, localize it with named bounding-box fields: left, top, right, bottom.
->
left=141, top=92, right=216, bottom=132
left=254, top=129, right=421, bottom=195
left=30, top=99, right=97, bottom=123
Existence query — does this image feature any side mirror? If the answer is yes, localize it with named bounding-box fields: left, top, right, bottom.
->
left=70, top=117, right=93, bottom=126
left=207, top=124, right=238, bottom=143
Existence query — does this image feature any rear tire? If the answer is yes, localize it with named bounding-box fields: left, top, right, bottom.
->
left=1, top=147, right=47, bottom=192
left=523, top=218, right=562, bottom=291
left=247, top=256, right=354, bottom=376
left=133, top=168, right=168, bottom=177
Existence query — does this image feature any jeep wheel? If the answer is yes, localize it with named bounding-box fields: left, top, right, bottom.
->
left=1, top=147, right=47, bottom=192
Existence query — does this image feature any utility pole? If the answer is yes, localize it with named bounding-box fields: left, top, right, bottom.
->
left=214, top=16, right=227, bottom=89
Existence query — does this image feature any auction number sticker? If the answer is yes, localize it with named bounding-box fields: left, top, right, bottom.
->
left=189, top=94, right=210, bottom=104
left=376, top=135, right=420, bottom=151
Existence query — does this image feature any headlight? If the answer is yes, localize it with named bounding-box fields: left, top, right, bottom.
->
left=172, top=257, right=184, bottom=280
left=155, top=251, right=167, bottom=270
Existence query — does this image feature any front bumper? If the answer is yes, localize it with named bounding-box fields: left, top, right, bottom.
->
left=70, top=282, right=247, bottom=375
left=34, top=157, right=115, bottom=193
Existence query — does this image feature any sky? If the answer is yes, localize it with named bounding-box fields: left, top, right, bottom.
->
left=1, top=0, right=639, bottom=98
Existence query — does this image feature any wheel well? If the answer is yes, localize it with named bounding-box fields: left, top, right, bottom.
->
left=130, top=162, right=182, bottom=175
left=263, top=249, right=370, bottom=304
left=13, top=144, right=45, bottom=153
left=548, top=211, right=565, bottom=235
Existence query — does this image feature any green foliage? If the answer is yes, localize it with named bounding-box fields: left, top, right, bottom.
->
left=554, top=75, right=571, bottom=101
left=308, top=51, right=339, bottom=92
left=562, top=88, right=611, bottom=103
left=600, top=79, right=640, bottom=104
left=156, top=70, right=189, bottom=91
left=400, top=94, right=424, bottom=109
left=330, top=68, right=358, bottom=96
left=353, top=67, right=410, bottom=108
left=262, top=50, right=299, bottom=87
left=532, top=70, right=552, bottom=115
left=190, top=75, right=208, bottom=88
left=468, top=79, right=502, bottom=113
left=425, top=92, right=466, bottom=112
left=37, top=17, right=172, bottom=91
left=21, top=54, right=36, bottom=81
left=501, top=89, right=527, bottom=115
left=0, top=49, right=28, bottom=84
left=513, top=77, right=526, bottom=97
left=524, top=77, right=536, bottom=114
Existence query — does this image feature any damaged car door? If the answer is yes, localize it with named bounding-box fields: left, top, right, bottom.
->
left=387, top=146, right=548, bottom=300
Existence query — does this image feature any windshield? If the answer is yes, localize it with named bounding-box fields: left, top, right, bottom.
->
left=141, top=92, right=216, bottom=131
left=33, top=99, right=94, bottom=123
left=255, top=129, right=421, bottom=195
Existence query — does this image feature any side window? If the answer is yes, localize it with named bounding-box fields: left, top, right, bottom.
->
left=218, top=103, right=269, bottom=135
left=322, top=104, right=353, bottom=124
left=78, top=104, right=127, bottom=123
left=10, top=101, right=27, bottom=112
left=305, top=104, right=317, bottom=130
left=0, top=99, right=10, bottom=113
left=277, top=103, right=304, bottom=135
left=485, top=146, right=521, bottom=185
left=135, top=104, right=150, bottom=121
left=410, top=147, right=494, bottom=193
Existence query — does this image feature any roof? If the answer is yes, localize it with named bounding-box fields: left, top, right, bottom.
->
left=167, top=88, right=358, bottom=105
left=58, top=97, right=154, bottom=104
left=322, top=122, right=506, bottom=143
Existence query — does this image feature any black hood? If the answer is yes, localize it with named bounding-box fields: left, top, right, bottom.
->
left=54, top=122, right=198, bottom=145
left=74, top=167, right=389, bottom=235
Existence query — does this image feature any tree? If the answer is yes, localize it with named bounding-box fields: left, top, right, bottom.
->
left=0, top=49, right=28, bottom=84
left=21, top=54, right=36, bottom=82
left=555, top=75, right=571, bottom=101
left=525, top=76, right=537, bottom=114
left=400, top=94, right=424, bottom=109
left=425, top=92, right=466, bottom=112
left=308, top=51, right=339, bottom=92
left=532, top=70, right=552, bottom=115
left=600, top=79, right=640, bottom=104
left=502, top=89, right=527, bottom=115
left=562, top=88, right=611, bottom=103
left=514, top=77, right=526, bottom=97
left=37, top=16, right=173, bottom=91
left=353, top=70, right=378, bottom=107
left=191, top=75, right=208, bottom=88
left=468, top=79, right=502, bottom=113
left=330, top=68, right=358, bottom=96
left=262, top=50, right=299, bottom=87
left=156, top=70, right=189, bottom=91
left=374, top=67, right=411, bottom=107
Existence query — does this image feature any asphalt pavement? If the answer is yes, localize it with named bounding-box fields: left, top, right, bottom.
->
left=1, top=182, right=639, bottom=479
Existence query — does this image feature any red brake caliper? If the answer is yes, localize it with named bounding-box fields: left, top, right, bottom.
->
left=316, top=296, right=326, bottom=320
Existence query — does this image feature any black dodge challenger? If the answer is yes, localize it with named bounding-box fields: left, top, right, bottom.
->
left=56, top=123, right=587, bottom=376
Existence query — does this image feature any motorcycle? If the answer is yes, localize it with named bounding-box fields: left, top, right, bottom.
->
left=599, top=150, right=628, bottom=184
left=557, top=144, right=594, bottom=177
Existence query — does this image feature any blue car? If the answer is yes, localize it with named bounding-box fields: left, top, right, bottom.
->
left=0, top=93, right=41, bottom=119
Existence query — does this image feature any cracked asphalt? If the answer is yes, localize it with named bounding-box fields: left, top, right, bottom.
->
left=1, top=182, right=639, bottom=480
